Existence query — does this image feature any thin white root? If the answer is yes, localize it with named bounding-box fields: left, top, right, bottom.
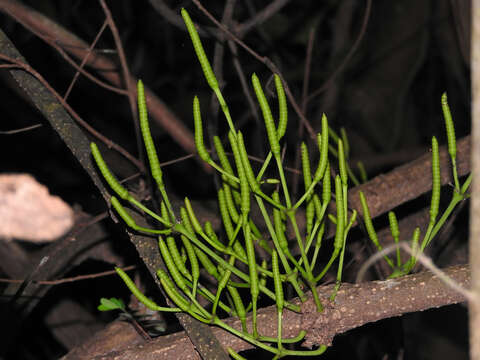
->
left=356, top=241, right=474, bottom=302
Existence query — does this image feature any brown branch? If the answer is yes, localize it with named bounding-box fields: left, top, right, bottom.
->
left=301, top=28, right=315, bottom=114
left=235, top=0, right=290, bottom=37
left=0, top=53, right=143, bottom=170
left=63, top=19, right=108, bottom=101
left=227, top=39, right=261, bottom=127
left=307, top=0, right=372, bottom=103
left=98, top=0, right=143, bottom=164
left=292, top=27, right=316, bottom=198
left=0, top=123, right=42, bottom=134
left=1, top=211, right=111, bottom=354
left=0, top=0, right=197, bottom=159
left=0, top=30, right=110, bottom=200
left=0, top=29, right=219, bottom=359
left=0, top=265, right=136, bottom=285
left=350, top=145, right=427, bottom=175
left=209, top=0, right=236, bottom=140
left=1, top=20, right=232, bottom=360
left=148, top=0, right=208, bottom=36
left=5, top=10, right=127, bottom=96
left=149, top=0, right=289, bottom=41
left=63, top=264, right=469, bottom=359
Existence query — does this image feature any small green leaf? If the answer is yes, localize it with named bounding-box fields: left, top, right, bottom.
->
left=98, top=297, right=125, bottom=312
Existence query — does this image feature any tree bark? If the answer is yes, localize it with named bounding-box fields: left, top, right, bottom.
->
left=62, top=264, right=469, bottom=359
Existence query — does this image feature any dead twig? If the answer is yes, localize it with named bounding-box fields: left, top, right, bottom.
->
left=0, top=0, right=198, bottom=162
left=63, top=264, right=470, bottom=359
left=0, top=54, right=143, bottom=170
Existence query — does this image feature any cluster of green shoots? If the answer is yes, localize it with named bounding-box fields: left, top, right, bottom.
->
left=92, top=8, right=470, bottom=359
left=358, top=92, right=471, bottom=279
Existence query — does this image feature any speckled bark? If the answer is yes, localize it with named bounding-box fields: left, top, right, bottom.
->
left=121, top=212, right=230, bottom=360
left=78, top=264, right=468, bottom=359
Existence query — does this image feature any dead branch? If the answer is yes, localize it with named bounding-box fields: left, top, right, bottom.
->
left=0, top=0, right=197, bottom=158
left=62, top=264, right=469, bottom=359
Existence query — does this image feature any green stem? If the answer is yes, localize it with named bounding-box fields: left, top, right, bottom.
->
left=275, top=154, right=292, bottom=209
left=292, top=175, right=324, bottom=211
left=174, top=223, right=301, bottom=312
left=213, top=317, right=327, bottom=357
left=129, top=197, right=171, bottom=227
left=310, top=222, right=325, bottom=269
left=277, top=309, right=283, bottom=353
left=315, top=248, right=339, bottom=283
left=330, top=209, right=357, bottom=300
left=184, top=278, right=233, bottom=315
left=330, top=236, right=347, bottom=301
left=430, top=174, right=471, bottom=242
left=412, top=174, right=472, bottom=271
left=287, top=212, right=323, bottom=310
left=258, top=330, right=306, bottom=344
left=451, top=158, right=460, bottom=191
left=255, top=195, right=306, bottom=300
left=256, top=151, right=273, bottom=182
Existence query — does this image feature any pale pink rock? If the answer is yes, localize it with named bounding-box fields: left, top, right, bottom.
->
left=0, top=174, right=73, bottom=242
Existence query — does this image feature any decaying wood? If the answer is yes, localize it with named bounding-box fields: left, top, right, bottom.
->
left=63, top=264, right=469, bottom=359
